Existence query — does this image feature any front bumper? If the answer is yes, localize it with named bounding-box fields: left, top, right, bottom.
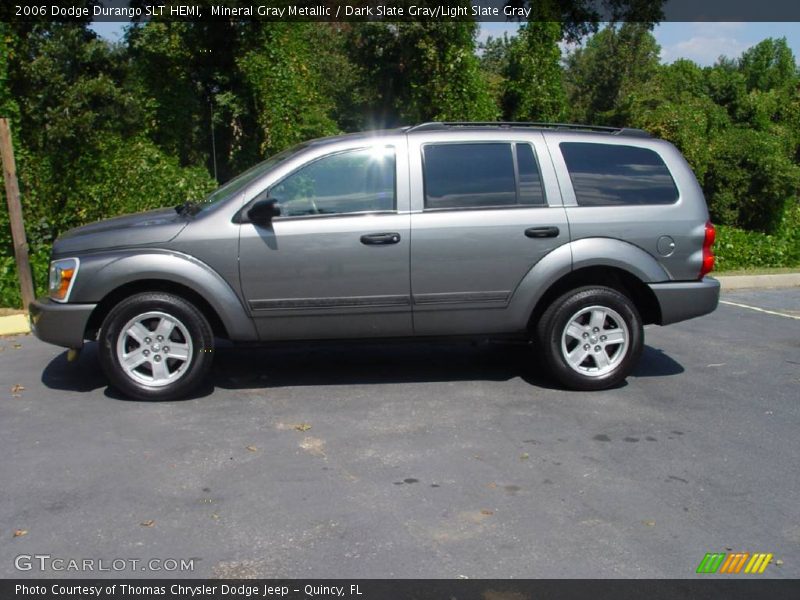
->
left=29, top=298, right=96, bottom=348
left=648, top=277, right=720, bottom=326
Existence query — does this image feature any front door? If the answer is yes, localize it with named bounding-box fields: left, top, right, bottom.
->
left=238, top=143, right=412, bottom=340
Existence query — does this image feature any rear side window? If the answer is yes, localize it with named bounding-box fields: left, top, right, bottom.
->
left=423, top=143, right=545, bottom=209
left=517, top=143, right=545, bottom=205
left=560, top=142, right=678, bottom=206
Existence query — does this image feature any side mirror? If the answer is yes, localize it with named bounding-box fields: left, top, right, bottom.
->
left=247, top=198, right=281, bottom=225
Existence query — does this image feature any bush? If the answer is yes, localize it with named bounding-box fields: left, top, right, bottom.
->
left=714, top=203, right=800, bottom=271
left=704, top=127, right=799, bottom=234
left=0, top=136, right=215, bottom=308
left=0, top=251, right=50, bottom=308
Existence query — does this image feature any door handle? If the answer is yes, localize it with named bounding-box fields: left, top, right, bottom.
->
left=524, top=226, right=560, bottom=238
left=360, top=232, right=401, bottom=245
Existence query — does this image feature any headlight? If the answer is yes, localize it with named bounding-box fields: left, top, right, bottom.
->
left=48, top=258, right=80, bottom=302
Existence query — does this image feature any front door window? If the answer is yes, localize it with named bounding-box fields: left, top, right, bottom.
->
left=269, top=146, right=396, bottom=217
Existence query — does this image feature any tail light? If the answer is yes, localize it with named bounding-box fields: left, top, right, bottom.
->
left=699, top=221, right=716, bottom=278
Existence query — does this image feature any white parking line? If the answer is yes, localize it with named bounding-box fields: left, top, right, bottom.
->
left=719, top=300, right=800, bottom=320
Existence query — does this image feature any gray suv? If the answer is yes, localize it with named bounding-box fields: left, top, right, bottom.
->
left=30, top=122, right=720, bottom=400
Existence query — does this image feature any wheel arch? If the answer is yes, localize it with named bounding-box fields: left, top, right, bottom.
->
left=86, top=279, right=230, bottom=341
left=75, top=251, right=258, bottom=342
left=508, top=238, right=667, bottom=331
left=527, top=266, right=662, bottom=331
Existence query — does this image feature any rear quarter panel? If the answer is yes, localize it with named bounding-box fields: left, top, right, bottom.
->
left=544, top=132, right=709, bottom=281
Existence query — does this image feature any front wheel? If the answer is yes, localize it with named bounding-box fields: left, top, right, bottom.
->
left=536, top=286, right=643, bottom=391
left=98, top=292, right=214, bottom=400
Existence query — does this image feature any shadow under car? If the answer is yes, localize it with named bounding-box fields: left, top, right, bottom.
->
left=40, top=340, right=684, bottom=401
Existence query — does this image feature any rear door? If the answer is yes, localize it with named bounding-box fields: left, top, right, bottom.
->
left=408, top=132, right=569, bottom=335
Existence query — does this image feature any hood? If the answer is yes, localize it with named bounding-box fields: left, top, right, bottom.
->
left=52, top=208, right=189, bottom=256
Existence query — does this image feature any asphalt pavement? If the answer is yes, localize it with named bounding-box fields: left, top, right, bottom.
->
left=1, top=288, right=798, bottom=579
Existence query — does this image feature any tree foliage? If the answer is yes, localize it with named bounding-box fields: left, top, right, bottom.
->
left=564, top=22, right=661, bottom=125
left=563, top=27, right=799, bottom=237
left=237, top=23, right=338, bottom=156
left=479, top=33, right=515, bottom=111
left=349, top=21, right=497, bottom=125
left=0, top=22, right=19, bottom=122
left=503, top=21, right=566, bottom=121
left=739, top=38, right=797, bottom=93
left=0, top=23, right=216, bottom=305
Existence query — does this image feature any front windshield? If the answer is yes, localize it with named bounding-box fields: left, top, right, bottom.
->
left=198, top=142, right=311, bottom=209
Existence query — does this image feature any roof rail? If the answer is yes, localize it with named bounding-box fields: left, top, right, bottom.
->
left=405, top=121, right=651, bottom=137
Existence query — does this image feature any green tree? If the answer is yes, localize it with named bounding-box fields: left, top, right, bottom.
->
left=127, top=21, right=256, bottom=181
left=733, top=40, right=800, bottom=166
left=306, top=24, right=368, bottom=133
left=129, top=19, right=342, bottom=175
left=0, top=22, right=19, bottom=121
left=739, top=38, right=797, bottom=93
left=503, top=18, right=566, bottom=121
left=564, top=22, right=661, bottom=124
left=238, top=23, right=338, bottom=156
left=705, top=58, right=747, bottom=115
left=402, top=22, right=497, bottom=122
left=0, top=23, right=215, bottom=305
left=10, top=24, right=145, bottom=168
left=480, top=33, right=515, bottom=78
left=479, top=33, right=516, bottom=113
left=349, top=20, right=497, bottom=125
left=655, top=59, right=707, bottom=99
left=704, top=127, right=799, bottom=233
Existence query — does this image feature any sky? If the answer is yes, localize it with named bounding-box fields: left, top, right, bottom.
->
left=653, top=22, right=800, bottom=65
left=91, top=21, right=800, bottom=67
left=479, top=21, right=800, bottom=66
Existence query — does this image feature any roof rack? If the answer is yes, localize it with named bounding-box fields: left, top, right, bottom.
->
left=405, top=121, right=651, bottom=137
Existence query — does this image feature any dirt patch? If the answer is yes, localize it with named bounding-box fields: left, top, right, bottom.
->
left=299, top=436, right=326, bottom=457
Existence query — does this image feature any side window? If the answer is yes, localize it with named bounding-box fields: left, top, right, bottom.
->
left=560, top=142, right=679, bottom=206
left=422, top=143, right=546, bottom=209
left=423, top=143, right=516, bottom=209
left=269, top=147, right=395, bottom=217
left=516, top=143, right=545, bottom=205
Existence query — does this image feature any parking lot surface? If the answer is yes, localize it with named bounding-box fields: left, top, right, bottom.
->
left=1, top=288, right=798, bottom=578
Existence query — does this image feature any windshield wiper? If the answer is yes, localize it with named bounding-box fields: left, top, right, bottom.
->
left=174, top=200, right=201, bottom=216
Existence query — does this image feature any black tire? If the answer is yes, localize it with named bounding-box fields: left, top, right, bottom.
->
left=536, top=286, right=643, bottom=391
left=98, top=292, right=214, bottom=401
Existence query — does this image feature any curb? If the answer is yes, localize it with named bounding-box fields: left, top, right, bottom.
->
left=716, top=272, right=800, bottom=291
left=0, top=313, right=30, bottom=336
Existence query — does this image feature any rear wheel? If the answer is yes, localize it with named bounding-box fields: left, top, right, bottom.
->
left=98, top=292, right=214, bottom=400
left=536, top=286, right=643, bottom=390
